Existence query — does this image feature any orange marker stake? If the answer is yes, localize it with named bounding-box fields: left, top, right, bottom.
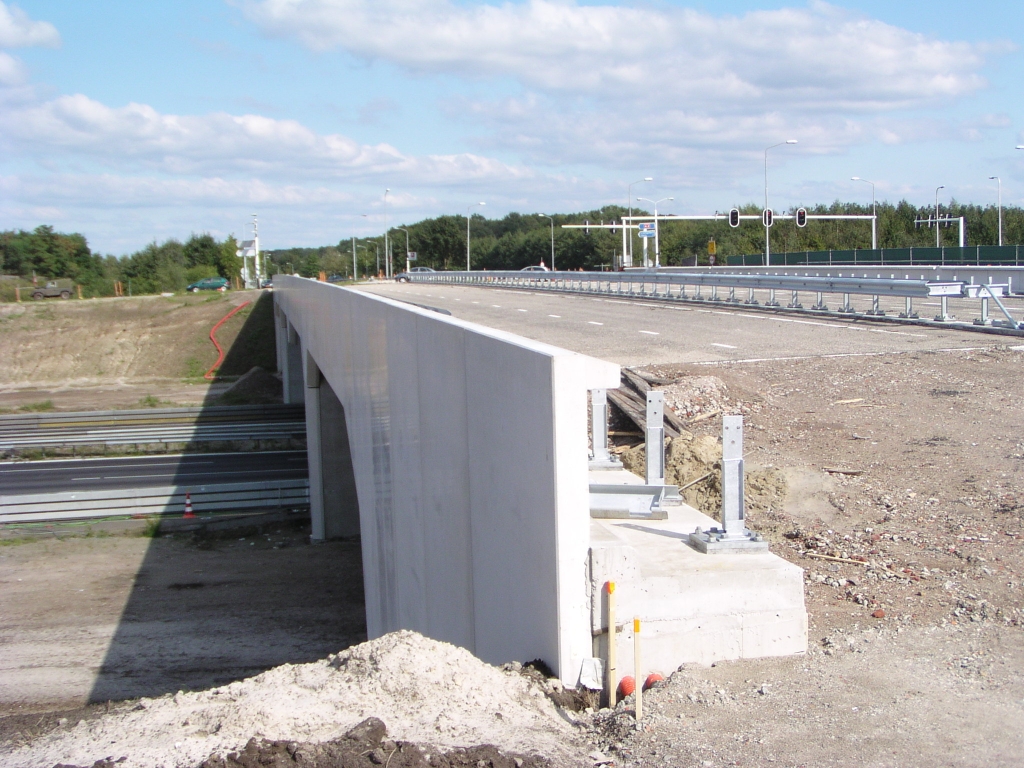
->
left=634, top=616, right=642, bottom=725
left=607, top=582, right=617, bottom=708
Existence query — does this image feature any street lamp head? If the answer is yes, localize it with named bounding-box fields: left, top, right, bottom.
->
left=989, top=176, right=999, bottom=180
left=667, top=197, right=674, bottom=201
left=937, top=185, right=945, bottom=191
left=1017, top=145, right=1024, bottom=150
left=786, top=139, right=798, bottom=144
left=644, top=177, right=653, bottom=181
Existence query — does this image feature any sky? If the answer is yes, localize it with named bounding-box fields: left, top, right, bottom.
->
left=0, top=0, right=1022, bottom=254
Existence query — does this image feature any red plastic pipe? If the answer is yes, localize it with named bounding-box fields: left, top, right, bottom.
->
left=204, top=300, right=251, bottom=380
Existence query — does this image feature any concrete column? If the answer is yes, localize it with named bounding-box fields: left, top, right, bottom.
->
left=318, top=380, right=361, bottom=538
left=304, top=351, right=325, bottom=542
left=273, top=302, right=288, bottom=378
left=283, top=322, right=304, bottom=405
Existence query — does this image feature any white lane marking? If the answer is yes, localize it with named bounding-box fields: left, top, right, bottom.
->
left=711, top=343, right=737, bottom=349
left=472, top=301, right=480, bottom=304
left=72, top=477, right=102, bottom=481
left=588, top=321, right=604, bottom=326
left=517, top=309, right=528, bottom=312
left=548, top=314, right=561, bottom=318
left=639, top=330, right=659, bottom=335
left=492, top=305, right=502, bottom=308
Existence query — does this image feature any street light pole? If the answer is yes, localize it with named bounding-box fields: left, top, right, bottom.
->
left=637, top=197, right=673, bottom=268
left=935, top=186, right=945, bottom=248
left=851, top=177, right=877, bottom=249
left=627, top=177, right=652, bottom=267
left=466, top=202, right=485, bottom=271
left=538, top=214, right=555, bottom=270
left=989, top=176, right=1003, bottom=246
left=383, top=189, right=391, bottom=279
left=396, top=227, right=410, bottom=273
left=764, top=140, right=797, bottom=266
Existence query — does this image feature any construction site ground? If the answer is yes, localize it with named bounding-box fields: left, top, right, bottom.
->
left=0, top=290, right=275, bottom=411
left=2, top=289, right=1023, bottom=765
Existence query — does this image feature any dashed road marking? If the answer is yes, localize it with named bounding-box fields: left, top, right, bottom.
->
left=639, top=330, right=659, bottom=335
left=711, top=343, right=737, bottom=349
left=548, top=314, right=561, bottom=318
left=588, top=321, right=604, bottom=326
left=517, top=309, right=528, bottom=312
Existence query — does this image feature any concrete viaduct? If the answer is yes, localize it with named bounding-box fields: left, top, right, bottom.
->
left=273, top=276, right=806, bottom=686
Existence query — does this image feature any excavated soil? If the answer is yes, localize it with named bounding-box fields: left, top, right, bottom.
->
left=0, top=291, right=274, bottom=410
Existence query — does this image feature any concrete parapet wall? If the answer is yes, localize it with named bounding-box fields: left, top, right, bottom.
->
left=274, top=276, right=619, bottom=683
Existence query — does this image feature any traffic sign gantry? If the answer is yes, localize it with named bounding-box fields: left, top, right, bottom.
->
left=638, top=222, right=656, bottom=238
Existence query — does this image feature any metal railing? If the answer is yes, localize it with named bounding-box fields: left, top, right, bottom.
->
left=0, top=479, right=311, bottom=524
left=405, top=270, right=1024, bottom=333
left=0, top=404, right=306, bottom=450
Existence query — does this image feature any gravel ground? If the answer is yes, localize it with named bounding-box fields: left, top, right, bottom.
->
left=588, top=345, right=1024, bottom=767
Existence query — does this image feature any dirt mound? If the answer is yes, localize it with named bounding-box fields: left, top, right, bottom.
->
left=9, top=631, right=584, bottom=768
left=217, top=366, right=282, bottom=405
left=56, top=716, right=551, bottom=768
left=621, top=434, right=786, bottom=520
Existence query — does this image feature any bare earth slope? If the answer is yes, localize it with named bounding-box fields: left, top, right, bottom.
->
left=0, top=291, right=272, bottom=410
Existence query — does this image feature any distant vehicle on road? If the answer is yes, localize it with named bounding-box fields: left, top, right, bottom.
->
left=395, top=266, right=435, bottom=283
left=187, top=277, right=229, bottom=293
left=520, top=265, right=550, bottom=272
left=32, top=280, right=72, bottom=300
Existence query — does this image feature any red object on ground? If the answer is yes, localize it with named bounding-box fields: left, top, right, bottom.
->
left=204, top=301, right=251, bottom=380
left=871, top=609, right=886, bottom=618
left=644, top=673, right=665, bottom=690
left=618, top=676, right=636, bottom=697
left=183, top=492, right=195, bottom=519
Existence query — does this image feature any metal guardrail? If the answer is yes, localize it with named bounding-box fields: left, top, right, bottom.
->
left=0, top=403, right=304, bottom=430
left=407, top=270, right=1024, bottom=332
left=0, top=479, right=311, bottom=524
left=0, top=404, right=307, bottom=450
left=0, top=422, right=307, bottom=449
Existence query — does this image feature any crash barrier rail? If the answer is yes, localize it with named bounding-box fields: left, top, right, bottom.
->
left=726, top=245, right=1024, bottom=268
left=0, top=404, right=306, bottom=450
left=0, top=478, right=310, bottom=524
left=408, top=270, right=1024, bottom=332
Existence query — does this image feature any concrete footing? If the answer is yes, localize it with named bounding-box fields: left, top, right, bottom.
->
left=588, top=469, right=807, bottom=678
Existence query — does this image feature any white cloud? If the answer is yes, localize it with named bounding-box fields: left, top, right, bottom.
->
left=0, top=91, right=534, bottom=185
left=0, top=2, right=59, bottom=48
left=243, top=0, right=998, bottom=111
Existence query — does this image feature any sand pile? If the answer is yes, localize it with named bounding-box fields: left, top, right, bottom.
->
left=9, top=631, right=584, bottom=768
left=621, top=434, right=786, bottom=519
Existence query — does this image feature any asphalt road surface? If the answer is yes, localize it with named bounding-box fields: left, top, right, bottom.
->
left=361, top=282, right=1012, bottom=365
left=0, top=451, right=309, bottom=496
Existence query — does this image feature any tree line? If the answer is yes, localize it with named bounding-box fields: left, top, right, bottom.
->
left=0, top=226, right=240, bottom=298
left=267, top=200, right=1024, bottom=278
left=3, top=198, right=1022, bottom=299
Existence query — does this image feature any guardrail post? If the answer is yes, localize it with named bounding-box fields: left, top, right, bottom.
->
left=788, top=290, right=802, bottom=309
left=766, top=289, right=779, bottom=307
left=812, top=291, right=827, bottom=311
left=900, top=297, right=918, bottom=318
left=935, top=296, right=951, bottom=322
left=744, top=286, right=757, bottom=305
left=687, top=415, right=768, bottom=553
left=645, top=391, right=665, bottom=487
left=867, top=295, right=884, bottom=316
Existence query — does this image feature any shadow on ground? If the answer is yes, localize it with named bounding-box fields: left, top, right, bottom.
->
left=89, top=289, right=367, bottom=704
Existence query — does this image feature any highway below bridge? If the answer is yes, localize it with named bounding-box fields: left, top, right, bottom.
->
left=359, top=281, right=1014, bottom=365
left=0, top=451, right=308, bottom=496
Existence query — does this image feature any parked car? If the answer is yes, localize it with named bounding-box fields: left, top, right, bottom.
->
left=187, top=276, right=229, bottom=292
left=395, top=266, right=436, bottom=283
left=520, top=265, right=550, bottom=272
left=31, top=280, right=73, bottom=300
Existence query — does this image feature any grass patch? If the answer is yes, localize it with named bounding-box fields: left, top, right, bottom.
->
left=19, top=400, right=55, bottom=412
left=138, top=395, right=175, bottom=408
left=183, top=356, right=206, bottom=380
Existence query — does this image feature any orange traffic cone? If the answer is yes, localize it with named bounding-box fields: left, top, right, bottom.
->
left=183, top=491, right=195, bottom=519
